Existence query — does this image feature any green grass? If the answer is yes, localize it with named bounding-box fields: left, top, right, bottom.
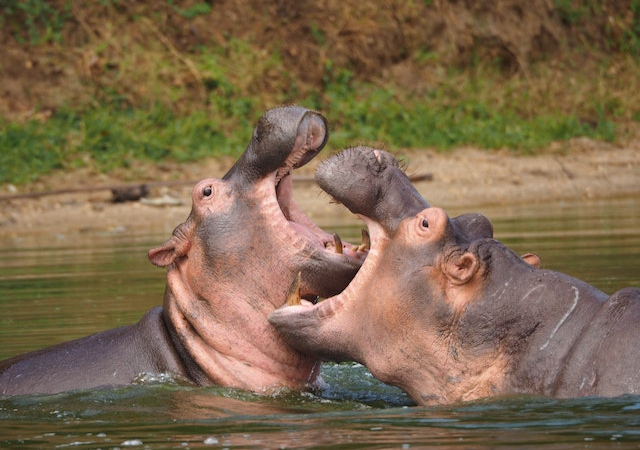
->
left=0, top=58, right=621, bottom=185
left=0, top=76, right=617, bottom=186
left=0, top=107, right=251, bottom=184
left=314, top=82, right=615, bottom=151
left=0, top=0, right=71, bottom=45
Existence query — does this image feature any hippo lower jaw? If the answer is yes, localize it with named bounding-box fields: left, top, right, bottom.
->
left=269, top=214, right=386, bottom=360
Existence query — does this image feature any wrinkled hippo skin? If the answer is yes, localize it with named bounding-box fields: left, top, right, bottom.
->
left=270, top=147, right=640, bottom=405
left=0, top=106, right=366, bottom=396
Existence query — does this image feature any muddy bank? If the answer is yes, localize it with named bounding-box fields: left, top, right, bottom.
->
left=0, top=141, right=638, bottom=239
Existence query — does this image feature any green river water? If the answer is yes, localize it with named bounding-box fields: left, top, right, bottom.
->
left=0, top=196, right=639, bottom=449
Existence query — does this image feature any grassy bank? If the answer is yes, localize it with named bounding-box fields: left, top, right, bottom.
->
left=0, top=58, right=626, bottom=185
left=1, top=0, right=638, bottom=186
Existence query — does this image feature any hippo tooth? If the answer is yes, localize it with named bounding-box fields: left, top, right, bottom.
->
left=359, top=229, right=371, bottom=252
left=286, top=272, right=302, bottom=306
left=333, top=233, right=343, bottom=254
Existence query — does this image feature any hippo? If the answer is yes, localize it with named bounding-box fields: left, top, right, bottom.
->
left=0, top=106, right=366, bottom=396
left=270, top=146, right=639, bottom=405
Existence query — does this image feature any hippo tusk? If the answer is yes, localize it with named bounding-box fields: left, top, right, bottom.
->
left=359, top=229, right=371, bottom=252
left=333, top=233, right=343, bottom=254
left=287, top=272, right=302, bottom=306
left=325, top=230, right=370, bottom=255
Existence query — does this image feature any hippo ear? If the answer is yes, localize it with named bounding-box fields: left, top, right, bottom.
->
left=147, top=223, right=192, bottom=267
left=521, top=252, right=541, bottom=268
left=444, top=252, right=479, bottom=286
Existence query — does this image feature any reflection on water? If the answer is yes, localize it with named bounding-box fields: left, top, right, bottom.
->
left=2, top=383, right=640, bottom=449
left=0, top=235, right=166, bottom=358
left=0, top=196, right=639, bottom=449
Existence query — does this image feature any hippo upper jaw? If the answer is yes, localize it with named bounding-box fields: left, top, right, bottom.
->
left=315, top=147, right=429, bottom=231
left=224, top=107, right=328, bottom=183
left=255, top=111, right=368, bottom=300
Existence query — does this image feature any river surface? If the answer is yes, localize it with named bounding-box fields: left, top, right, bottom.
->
left=0, top=196, right=639, bottom=449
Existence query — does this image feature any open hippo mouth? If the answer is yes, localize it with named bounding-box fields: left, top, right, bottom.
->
left=271, top=146, right=429, bottom=309
left=268, top=147, right=495, bottom=361
left=271, top=155, right=369, bottom=303
left=218, top=107, right=370, bottom=302
left=276, top=170, right=369, bottom=262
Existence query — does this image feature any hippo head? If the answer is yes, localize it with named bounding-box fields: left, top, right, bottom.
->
left=269, top=147, right=507, bottom=404
left=147, top=107, right=367, bottom=392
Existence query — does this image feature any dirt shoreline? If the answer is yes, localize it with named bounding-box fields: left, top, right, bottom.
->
left=1, top=140, right=638, bottom=239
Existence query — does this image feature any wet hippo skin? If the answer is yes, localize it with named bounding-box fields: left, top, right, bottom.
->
left=0, top=106, right=367, bottom=396
left=270, top=147, right=640, bottom=405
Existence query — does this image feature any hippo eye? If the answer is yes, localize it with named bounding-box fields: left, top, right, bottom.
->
left=203, top=186, right=213, bottom=197
left=421, top=218, right=429, bottom=228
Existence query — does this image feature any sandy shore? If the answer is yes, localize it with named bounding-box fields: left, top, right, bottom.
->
left=0, top=139, right=638, bottom=239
